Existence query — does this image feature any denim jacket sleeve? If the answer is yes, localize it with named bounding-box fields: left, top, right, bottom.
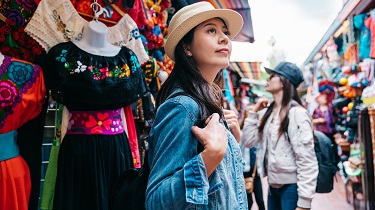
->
left=145, top=96, right=222, bottom=209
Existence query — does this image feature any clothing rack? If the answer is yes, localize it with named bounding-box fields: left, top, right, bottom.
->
left=358, top=107, right=375, bottom=209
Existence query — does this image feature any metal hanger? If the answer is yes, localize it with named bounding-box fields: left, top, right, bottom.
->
left=90, top=1, right=109, bottom=22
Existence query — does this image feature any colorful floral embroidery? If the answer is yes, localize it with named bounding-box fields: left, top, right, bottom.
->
left=0, top=18, right=44, bottom=62
left=129, top=54, right=140, bottom=73
left=0, top=80, right=18, bottom=109
left=67, top=110, right=123, bottom=135
left=74, top=61, right=87, bottom=73
left=132, top=28, right=140, bottom=39
left=5, top=9, right=25, bottom=26
left=89, top=65, right=128, bottom=80
left=52, top=10, right=78, bottom=41
left=0, top=0, right=36, bottom=26
left=7, top=61, right=34, bottom=86
left=56, top=49, right=68, bottom=62
left=0, top=55, right=41, bottom=128
left=55, top=48, right=139, bottom=79
left=15, top=0, right=37, bottom=12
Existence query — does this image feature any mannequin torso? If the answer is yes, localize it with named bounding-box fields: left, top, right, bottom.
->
left=73, top=20, right=121, bottom=56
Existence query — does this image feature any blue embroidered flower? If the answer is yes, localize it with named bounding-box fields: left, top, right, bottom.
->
left=129, top=54, right=140, bottom=73
left=7, top=61, right=33, bottom=86
left=56, top=49, right=68, bottom=62
left=132, top=28, right=141, bottom=39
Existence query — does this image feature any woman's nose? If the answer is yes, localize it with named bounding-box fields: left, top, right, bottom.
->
left=219, top=34, right=229, bottom=44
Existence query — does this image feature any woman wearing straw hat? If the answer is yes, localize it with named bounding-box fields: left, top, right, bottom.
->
left=145, top=2, right=246, bottom=209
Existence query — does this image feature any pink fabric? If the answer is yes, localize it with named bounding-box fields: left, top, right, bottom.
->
left=365, top=16, right=375, bottom=58
left=124, top=105, right=141, bottom=168
left=66, top=109, right=124, bottom=135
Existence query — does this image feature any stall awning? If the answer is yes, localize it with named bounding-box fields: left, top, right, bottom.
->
left=303, top=0, right=375, bottom=65
left=228, top=62, right=262, bottom=79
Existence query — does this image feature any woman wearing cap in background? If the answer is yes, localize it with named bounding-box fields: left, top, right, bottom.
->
left=145, top=2, right=246, bottom=209
left=241, top=62, right=318, bottom=210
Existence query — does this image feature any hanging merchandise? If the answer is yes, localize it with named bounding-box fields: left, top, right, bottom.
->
left=353, top=13, right=371, bottom=60
left=24, top=0, right=149, bottom=65
left=365, top=8, right=375, bottom=59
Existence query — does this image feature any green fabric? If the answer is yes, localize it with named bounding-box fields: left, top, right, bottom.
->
left=40, top=104, right=63, bottom=210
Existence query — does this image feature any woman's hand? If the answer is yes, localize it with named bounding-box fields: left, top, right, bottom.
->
left=312, top=117, right=325, bottom=125
left=223, top=109, right=241, bottom=143
left=191, top=113, right=228, bottom=176
left=253, top=98, right=269, bottom=112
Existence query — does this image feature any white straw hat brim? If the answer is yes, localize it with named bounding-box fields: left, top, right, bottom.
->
left=165, top=2, right=243, bottom=61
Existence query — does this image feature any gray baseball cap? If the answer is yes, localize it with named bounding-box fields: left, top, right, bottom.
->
left=264, top=62, right=304, bottom=88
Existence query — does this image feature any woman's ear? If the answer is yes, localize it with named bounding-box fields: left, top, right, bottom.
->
left=183, top=44, right=192, bottom=57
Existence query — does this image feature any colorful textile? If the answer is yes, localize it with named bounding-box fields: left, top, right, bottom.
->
left=45, top=42, right=148, bottom=110
left=0, top=55, right=46, bottom=133
left=312, top=104, right=337, bottom=135
left=365, top=13, right=375, bottom=59
left=71, top=0, right=147, bottom=28
left=24, top=0, right=149, bottom=64
left=354, top=14, right=371, bottom=60
left=66, top=109, right=124, bottom=135
left=124, top=105, right=141, bottom=168
left=40, top=104, right=63, bottom=210
left=0, top=155, right=31, bottom=210
left=0, top=0, right=37, bottom=26
left=0, top=19, right=44, bottom=63
left=45, top=42, right=143, bottom=210
left=0, top=131, right=19, bottom=161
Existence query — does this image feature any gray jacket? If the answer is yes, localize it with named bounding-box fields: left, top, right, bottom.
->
left=241, top=105, right=318, bottom=208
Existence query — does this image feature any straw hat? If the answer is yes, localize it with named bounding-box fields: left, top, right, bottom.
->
left=165, top=1, right=243, bottom=61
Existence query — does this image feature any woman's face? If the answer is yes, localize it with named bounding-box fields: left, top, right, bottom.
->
left=265, top=73, right=283, bottom=93
left=185, top=18, right=232, bottom=81
left=316, top=94, right=327, bottom=105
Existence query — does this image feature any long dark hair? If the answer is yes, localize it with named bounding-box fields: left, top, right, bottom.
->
left=258, top=75, right=303, bottom=137
left=156, top=26, right=223, bottom=121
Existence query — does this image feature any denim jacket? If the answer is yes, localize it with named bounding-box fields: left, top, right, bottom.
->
left=145, top=93, right=247, bottom=210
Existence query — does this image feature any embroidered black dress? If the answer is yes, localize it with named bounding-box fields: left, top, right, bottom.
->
left=44, top=42, right=148, bottom=210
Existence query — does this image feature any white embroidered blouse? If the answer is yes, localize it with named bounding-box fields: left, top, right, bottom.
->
left=24, top=0, right=149, bottom=65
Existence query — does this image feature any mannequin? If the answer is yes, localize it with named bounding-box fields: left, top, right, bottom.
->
left=73, top=20, right=121, bottom=56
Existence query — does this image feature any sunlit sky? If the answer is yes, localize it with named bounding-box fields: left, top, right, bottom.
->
left=230, top=0, right=343, bottom=67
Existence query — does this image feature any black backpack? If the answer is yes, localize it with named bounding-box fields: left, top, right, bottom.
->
left=313, top=130, right=339, bottom=193
left=287, top=103, right=338, bottom=193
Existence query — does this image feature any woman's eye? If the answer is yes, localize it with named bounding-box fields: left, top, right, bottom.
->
left=224, top=31, right=230, bottom=36
left=208, top=28, right=216, bottom=33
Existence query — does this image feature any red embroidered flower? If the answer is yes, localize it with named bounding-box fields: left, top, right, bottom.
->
left=85, top=113, right=112, bottom=134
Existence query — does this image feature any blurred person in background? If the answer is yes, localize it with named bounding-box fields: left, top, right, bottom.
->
left=241, top=62, right=318, bottom=210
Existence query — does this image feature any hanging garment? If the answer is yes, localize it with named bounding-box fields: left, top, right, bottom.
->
left=45, top=42, right=148, bottom=210
left=24, top=0, right=149, bottom=65
left=0, top=54, right=46, bottom=210
left=354, top=14, right=371, bottom=60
